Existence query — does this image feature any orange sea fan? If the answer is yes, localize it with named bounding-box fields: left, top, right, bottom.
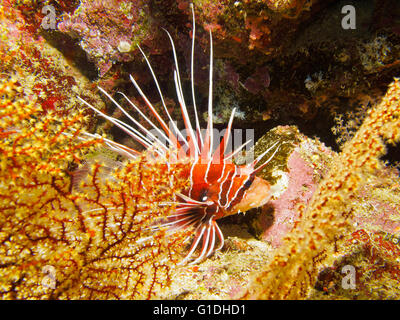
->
left=0, top=78, right=191, bottom=299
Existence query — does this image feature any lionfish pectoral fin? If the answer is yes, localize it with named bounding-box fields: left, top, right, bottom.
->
left=178, top=217, right=224, bottom=266
left=146, top=206, right=197, bottom=233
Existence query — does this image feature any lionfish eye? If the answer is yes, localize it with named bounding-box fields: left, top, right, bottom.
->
left=199, top=189, right=208, bottom=202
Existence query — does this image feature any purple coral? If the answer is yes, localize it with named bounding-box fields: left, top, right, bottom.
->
left=58, top=0, right=154, bottom=77
left=263, top=150, right=317, bottom=247
left=242, top=66, right=271, bottom=94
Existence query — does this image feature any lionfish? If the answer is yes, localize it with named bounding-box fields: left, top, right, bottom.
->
left=78, top=6, right=279, bottom=265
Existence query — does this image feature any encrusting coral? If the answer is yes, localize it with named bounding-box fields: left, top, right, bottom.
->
left=0, top=79, right=191, bottom=299
left=242, top=78, right=400, bottom=299
left=58, top=0, right=154, bottom=77
left=0, top=0, right=104, bottom=120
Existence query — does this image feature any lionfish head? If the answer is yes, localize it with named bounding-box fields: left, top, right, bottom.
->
left=228, top=175, right=272, bottom=214
left=187, top=157, right=275, bottom=218
left=77, top=5, right=280, bottom=265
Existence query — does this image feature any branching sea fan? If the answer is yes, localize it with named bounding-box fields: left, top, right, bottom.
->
left=0, top=78, right=190, bottom=299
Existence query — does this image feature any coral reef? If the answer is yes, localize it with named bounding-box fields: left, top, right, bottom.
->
left=0, top=1, right=104, bottom=122
left=58, top=0, right=155, bottom=77
left=1, top=0, right=400, bottom=301
left=248, top=126, right=334, bottom=248
left=187, top=0, right=318, bottom=53
left=156, top=228, right=273, bottom=300
left=0, top=78, right=191, bottom=299
left=310, top=230, right=400, bottom=299
left=52, top=0, right=400, bottom=132
left=309, top=162, right=400, bottom=299
left=241, top=78, right=400, bottom=299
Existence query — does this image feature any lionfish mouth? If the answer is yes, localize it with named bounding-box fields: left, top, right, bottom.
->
left=229, top=176, right=272, bottom=214
left=77, top=5, right=280, bottom=265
